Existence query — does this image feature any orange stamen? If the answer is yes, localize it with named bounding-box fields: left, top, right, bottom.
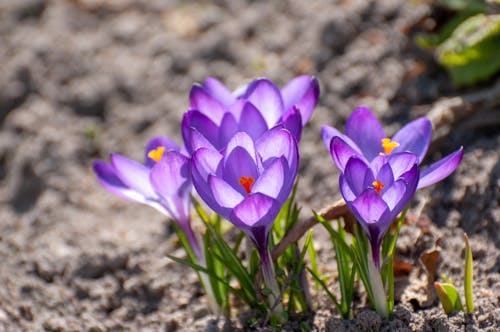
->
left=381, top=138, right=400, bottom=155
left=147, top=146, right=166, bottom=162
left=372, top=180, right=384, bottom=194
left=239, top=176, right=255, bottom=194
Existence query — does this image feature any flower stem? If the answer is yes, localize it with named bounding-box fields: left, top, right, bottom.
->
left=260, top=247, right=283, bottom=313
left=367, top=250, right=388, bottom=318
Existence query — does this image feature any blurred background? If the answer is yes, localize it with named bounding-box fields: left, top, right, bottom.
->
left=0, top=0, right=498, bottom=330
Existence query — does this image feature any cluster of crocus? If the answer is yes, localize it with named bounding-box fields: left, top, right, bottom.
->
left=322, top=106, right=463, bottom=317
left=185, top=76, right=317, bottom=305
left=93, top=76, right=465, bottom=321
left=94, top=76, right=319, bottom=313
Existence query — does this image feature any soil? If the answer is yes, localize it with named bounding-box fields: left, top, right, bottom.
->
left=0, top=0, right=498, bottom=331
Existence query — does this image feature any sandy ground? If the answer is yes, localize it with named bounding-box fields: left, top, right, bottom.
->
left=0, top=0, right=498, bottom=331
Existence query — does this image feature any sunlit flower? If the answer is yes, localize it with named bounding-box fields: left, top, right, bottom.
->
left=93, top=137, right=199, bottom=256
left=191, top=127, right=299, bottom=300
left=183, top=76, right=319, bottom=153
left=322, top=106, right=463, bottom=189
left=339, top=152, right=419, bottom=268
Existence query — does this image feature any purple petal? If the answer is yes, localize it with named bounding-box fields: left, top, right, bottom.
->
left=150, top=151, right=190, bottom=197
left=231, top=193, right=276, bottom=228
left=202, top=77, right=236, bottom=106
left=110, top=154, right=157, bottom=199
left=242, top=79, right=284, bottom=128
left=281, top=106, right=302, bottom=141
left=391, top=164, right=419, bottom=215
left=387, top=152, right=419, bottom=179
left=256, top=127, right=298, bottom=173
left=190, top=84, right=226, bottom=124
left=418, top=147, right=463, bottom=189
left=93, top=160, right=147, bottom=204
left=392, top=117, right=432, bottom=163
left=228, top=99, right=246, bottom=120
left=329, top=136, right=365, bottom=173
left=209, top=175, right=244, bottom=209
left=351, top=190, right=391, bottom=227
left=382, top=180, right=406, bottom=211
left=224, top=132, right=257, bottom=165
left=339, top=174, right=356, bottom=202
left=238, top=102, right=269, bottom=140
left=218, top=112, right=238, bottom=149
left=375, top=162, right=395, bottom=190
left=187, top=128, right=217, bottom=153
left=223, top=146, right=259, bottom=196
left=144, top=137, right=180, bottom=168
left=345, top=106, right=385, bottom=161
left=182, top=110, right=220, bottom=153
left=252, top=157, right=285, bottom=199
left=191, top=148, right=223, bottom=210
left=191, top=147, right=223, bottom=182
left=281, top=76, right=320, bottom=125
left=344, top=157, right=372, bottom=196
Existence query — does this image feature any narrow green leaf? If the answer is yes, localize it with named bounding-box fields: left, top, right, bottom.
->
left=434, top=282, right=464, bottom=314
left=307, top=267, right=342, bottom=312
left=464, top=233, right=474, bottom=313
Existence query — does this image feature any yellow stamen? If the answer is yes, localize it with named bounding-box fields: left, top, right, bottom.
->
left=239, top=176, right=255, bottom=195
left=147, top=146, right=166, bottom=162
left=381, top=138, right=400, bottom=155
left=372, top=180, right=384, bottom=194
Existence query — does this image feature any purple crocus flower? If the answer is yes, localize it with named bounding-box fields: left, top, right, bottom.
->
left=93, top=137, right=200, bottom=257
left=190, top=126, right=299, bottom=298
left=182, top=76, right=319, bottom=154
left=340, top=153, right=420, bottom=268
left=322, top=106, right=463, bottom=189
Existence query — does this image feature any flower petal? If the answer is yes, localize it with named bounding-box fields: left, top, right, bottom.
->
left=150, top=151, right=190, bottom=197
left=93, top=160, right=147, bottom=204
left=231, top=193, right=276, bottom=228
left=110, top=154, right=157, bottom=199
left=144, top=136, right=180, bottom=168
left=343, top=157, right=372, bottom=196
left=345, top=106, right=385, bottom=161
left=281, top=106, right=302, bottom=141
left=224, top=131, right=257, bottom=165
left=329, top=136, right=365, bottom=173
left=252, top=157, right=285, bottom=199
left=191, top=147, right=223, bottom=182
left=191, top=147, right=223, bottom=210
left=393, top=164, right=419, bottom=214
left=203, top=77, right=236, bottom=106
left=256, top=126, right=298, bottom=173
left=387, top=152, right=419, bottom=179
left=339, top=174, right=356, bottom=203
left=182, top=110, right=220, bottom=153
left=238, top=101, right=269, bottom=140
left=418, top=147, right=463, bottom=189
left=209, top=175, right=245, bottom=209
left=218, top=112, right=238, bottom=149
left=223, top=146, right=259, bottom=195
left=392, top=117, right=432, bottom=163
left=189, top=84, right=226, bottom=124
left=281, top=76, right=319, bottom=125
left=242, top=79, right=284, bottom=128
left=351, top=190, right=391, bottom=227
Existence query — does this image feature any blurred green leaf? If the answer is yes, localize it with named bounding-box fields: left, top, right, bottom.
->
left=464, top=233, right=474, bottom=313
left=434, top=282, right=464, bottom=314
left=437, top=14, right=500, bottom=86
left=438, top=0, right=487, bottom=12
